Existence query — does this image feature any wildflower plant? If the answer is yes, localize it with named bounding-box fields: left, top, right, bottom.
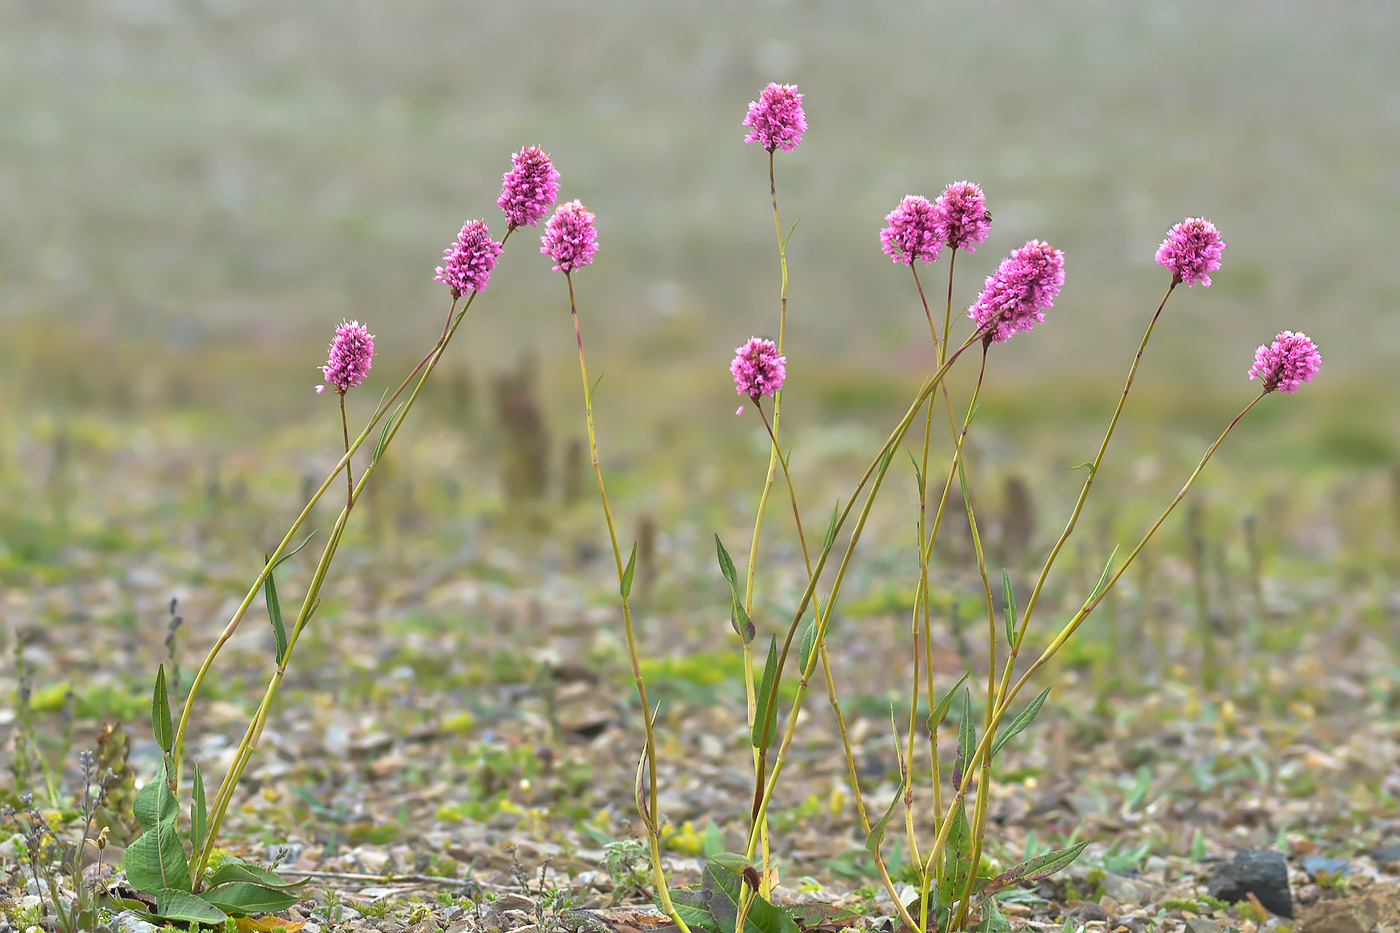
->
left=101, top=75, right=1325, bottom=933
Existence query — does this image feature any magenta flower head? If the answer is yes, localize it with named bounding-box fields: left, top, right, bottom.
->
left=541, top=199, right=598, bottom=273
left=1156, top=217, right=1226, bottom=287
left=435, top=220, right=503, bottom=298
left=881, top=195, right=942, bottom=265
left=318, top=320, right=374, bottom=395
left=934, top=181, right=992, bottom=253
left=743, top=83, right=806, bottom=153
left=1249, top=330, right=1321, bottom=394
left=968, top=240, right=1066, bottom=345
left=498, top=145, right=561, bottom=229
left=730, top=337, right=786, bottom=413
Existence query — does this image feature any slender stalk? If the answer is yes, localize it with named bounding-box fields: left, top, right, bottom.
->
left=339, top=393, right=354, bottom=509
left=567, top=273, right=690, bottom=933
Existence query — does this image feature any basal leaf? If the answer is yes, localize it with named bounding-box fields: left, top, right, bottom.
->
left=201, top=881, right=300, bottom=916
left=151, top=665, right=173, bottom=754
left=204, top=859, right=309, bottom=891
left=701, top=861, right=799, bottom=933
left=706, top=852, right=754, bottom=874
left=751, top=636, right=780, bottom=749
left=990, top=688, right=1051, bottom=760
left=124, top=812, right=192, bottom=895
left=152, top=888, right=227, bottom=925
left=938, top=799, right=973, bottom=907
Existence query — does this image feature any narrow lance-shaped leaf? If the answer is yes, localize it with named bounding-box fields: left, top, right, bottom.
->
left=822, top=500, right=840, bottom=553
left=908, top=450, right=924, bottom=496
left=952, top=688, right=975, bottom=790
left=990, top=687, right=1051, bottom=759
left=715, top=534, right=739, bottom=589
left=151, top=665, right=173, bottom=755
left=938, top=798, right=973, bottom=905
left=715, top=534, right=754, bottom=643
left=267, top=531, right=316, bottom=572
left=927, top=670, right=972, bottom=734
left=372, top=402, right=405, bottom=466
left=200, top=881, right=301, bottom=916
left=190, top=762, right=207, bottom=858
left=1001, top=569, right=1017, bottom=648
left=751, top=636, right=780, bottom=749
left=798, top=618, right=818, bottom=677
left=866, top=767, right=908, bottom=851
left=1085, top=544, right=1121, bottom=605
left=978, top=840, right=1090, bottom=898
left=263, top=555, right=288, bottom=666
left=620, top=543, right=637, bottom=599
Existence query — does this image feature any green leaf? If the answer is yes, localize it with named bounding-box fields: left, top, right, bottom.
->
left=204, top=859, right=308, bottom=891
left=372, top=403, right=404, bottom=465
left=908, top=450, right=924, bottom=495
left=1086, top=544, right=1121, bottom=604
left=268, top=532, right=316, bottom=572
left=132, top=764, right=178, bottom=829
left=201, top=881, right=301, bottom=916
left=939, top=799, right=973, bottom=907
left=702, top=821, right=725, bottom=859
left=124, top=781, right=192, bottom=896
left=751, top=636, right=780, bottom=749
left=666, top=887, right=722, bottom=933
left=975, top=894, right=1012, bottom=933
left=798, top=618, right=818, bottom=677
left=190, top=763, right=207, bottom=858
left=990, top=688, right=1051, bottom=759
left=715, top=534, right=739, bottom=588
left=152, top=888, right=227, bottom=925
left=716, top=534, right=755, bottom=643
left=822, top=501, right=840, bottom=553
left=1001, top=570, right=1017, bottom=648
left=978, top=840, right=1089, bottom=898
left=151, top=665, right=173, bottom=754
left=706, top=852, right=754, bottom=874
left=952, top=689, right=975, bottom=790
left=1069, top=461, right=1095, bottom=476
left=927, top=670, right=971, bottom=734
left=263, top=556, right=288, bottom=666
left=864, top=774, right=907, bottom=853
left=620, top=543, right=638, bottom=599
left=701, top=861, right=799, bottom=933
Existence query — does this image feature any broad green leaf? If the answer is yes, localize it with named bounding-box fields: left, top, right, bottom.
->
left=701, top=861, right=799, bottom=933
left=798, top=618, right=818, bottom=677
left=927, top=670, right=971, bottom=734
left=204, top=860, right=309, bottom=891
left=974, top=894, right=1012, bottom=933
left=952, top=689, right=975, bottom=790
left=263, top=556, right=288, bottom=666
left=706, top=852, right=754, bottom=874
left=151, top=665, right=173, bottom=754
left=124, top=811, right=192, bottom=895
left=1001, top=570, right=1017, bottom=648
left=190, top=763, right=207, bottom=858
left=978, top=840, right=1089, bottom=898
left=620, top=543, right=638, bottom=599
left=201, top=881, right=300, bottom=916
left=152, top=888, right=227, bottom=925
left=990, top=688, right=1051, bottom=759
left=702, top=821, right=725, bottom=859
left=938, top=799, right=973, bottom=906
left=864, top=774, right=907, bottom=853
left=666, top=888, right=721, bottom=933
left=751, top=636, right=780, bottom=749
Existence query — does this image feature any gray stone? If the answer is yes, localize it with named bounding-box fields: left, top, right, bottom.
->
left=1207, top=848, right=1293, bottom=918
left=1184, top=919, right=1220, bottom=933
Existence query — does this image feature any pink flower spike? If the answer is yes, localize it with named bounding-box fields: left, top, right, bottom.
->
left=934, top=181, right=992, bottom=253
left=498, top=146, right=561, bottom=229
left=731, top=337, right=786, bottom=402
left=541, top=199, right=598, bottom=273
left=743, top=83, right=807, bottom=153
left=435, top=220, right=503, bottom=297
left=1249, top=330, right=1321, bottom=394
left=968, top=240, right=1066, bottom=345
left=881, top=195, right=943, bottom=265
left=320, top=320, right=375, bottom=395
left=1156, top=217, right=1226, bottom=287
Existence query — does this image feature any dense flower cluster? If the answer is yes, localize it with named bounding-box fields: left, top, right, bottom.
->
left=1249, top=330, right=1321, bottom=394
left=934, top=181, right=992, bottom=252
left=730, top=337, right=786, bottom=410
left=1155, top=217, right=1226, bottom=287
left=318, top=320, right=375, bottom=395
left=498, top=146, right=561, bottom=229
left=743, top=83, right=807, bottom=153
left=968, top=240, right=1065, bottom=345
left=880, top=195, right=942, bottom=265
left=435, top=220, right=503, bottom=297
left=541, top=200, right=598, bottom=273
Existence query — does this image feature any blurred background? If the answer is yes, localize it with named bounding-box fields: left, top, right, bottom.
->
left=2, top=0, right=1398, bottom=492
